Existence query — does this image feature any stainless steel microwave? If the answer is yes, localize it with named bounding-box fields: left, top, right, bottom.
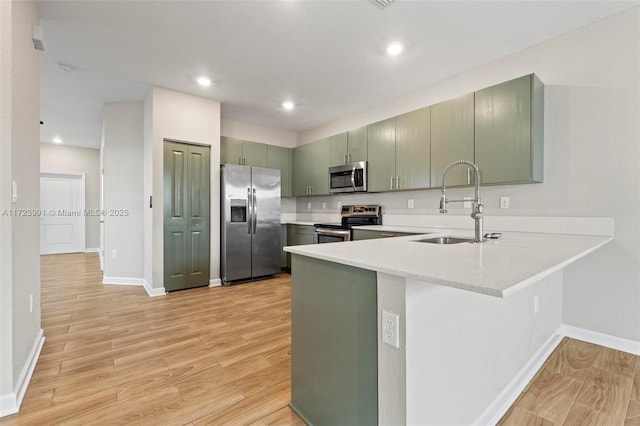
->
left=329, top=161, right=368, bottom=194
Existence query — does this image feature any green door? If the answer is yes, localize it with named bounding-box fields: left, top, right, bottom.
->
left=163, top=141, right=210, bottom=291
left=220, top=136, right=243, bottom=165
left=267, top=145, right=292, bottom=197
left=242, top=140, right=267, bottom=167
left=431, top=93, right=475, bottom=187
left=395, top=106, right=430, bottom=190
left=330, top=132, right=348, bottom=166
left=367, top=118, right=396, bottom=192
left=347, top=126, right=368, bottom=164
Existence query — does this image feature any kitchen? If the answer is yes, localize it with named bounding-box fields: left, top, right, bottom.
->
left=2, top=1, right=640, bottom=425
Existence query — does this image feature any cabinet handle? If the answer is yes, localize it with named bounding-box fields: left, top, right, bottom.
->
left=239, top=157, right=242, bottom=165
left=396, top=176, right=399, bottom=189
left=390, top=176, right=394, bottom=190
left=344, top=153, right=347, bottom=164
left=310, top=186, right=313, bottom=195
left=347, top=153, right=351, bottom=163
left=244, top=157, right=247, bottom=165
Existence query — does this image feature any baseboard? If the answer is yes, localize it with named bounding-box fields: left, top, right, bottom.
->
left=84, top=247, right=100, bottom=253
left=102, top=276, right=145, bottom=286
left=143, top=279, right=166, bottom=297
left=472, top=329, right=564, bottom=426
left=0, top=329, right=45, bottom=417
left=209, top=278, right=222, bottom=287
left=561, top=324, right=640, bottom=355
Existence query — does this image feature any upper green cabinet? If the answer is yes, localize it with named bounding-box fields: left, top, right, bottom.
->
left=367, top=107, right=430, bottom=192
left=330, top=127, right=368, bottom=166
left=293, top=138, right=330, bottom=196
left=395, top=106, right=431, bottom=190
left=474, top=74, right=543, bottom=185
left=431, top=93, right=475, bottom=187
left=267, top=145, right=292, bottom=197
left=367, top=118, right=397, bottom=192
left=220, top=137, right=267, bottom=167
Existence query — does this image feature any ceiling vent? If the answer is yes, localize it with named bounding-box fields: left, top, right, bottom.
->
left=370, top=0, right=396, bottom=10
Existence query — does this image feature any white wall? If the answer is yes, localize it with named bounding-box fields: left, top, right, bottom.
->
left=144, top=87, right=221, bottom=291
left=296, top=8, right=640, bottom=341
left=0, top=0, right=42, bottom=415
left=221, top=117, right=297, bottom=148
left=40, top=144, right=100, bottom=250
left=102, top=102, right=144, bottom=280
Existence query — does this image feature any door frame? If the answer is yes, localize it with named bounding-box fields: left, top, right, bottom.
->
left=40, top=171, right=86, bottom=254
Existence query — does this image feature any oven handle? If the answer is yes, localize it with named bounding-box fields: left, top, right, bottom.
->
left=314, top=227, right=351, bottom=243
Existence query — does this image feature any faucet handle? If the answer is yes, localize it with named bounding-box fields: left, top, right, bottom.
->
left=439, top=193, right=448, bottom=213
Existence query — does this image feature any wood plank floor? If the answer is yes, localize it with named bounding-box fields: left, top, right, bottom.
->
left=4, top=252, right=639, bottom=425
left=499, top=337, right=640, bottom=425
left=3, top=253, right=304, bottom=426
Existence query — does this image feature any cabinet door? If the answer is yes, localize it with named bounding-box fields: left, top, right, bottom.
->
left=242, top=140, right=267, bottom=168
left=267, top=145, right=292, bottom=197
left=431, top=93, right=475, bottom=187
left=220, top=137, right=243, bottom=165
left=367, top=118, right=396, bottom=192
left=330, top=132, right=348, bottom=166
left=475, top=74, right=543, bottom=184
left=347, top=126, right=367, bottom=164
left=395, top=106, right=430, bottom=190
left=308, top=138, right=330, bottom=195
left=293, top=144, right=312, bottom=196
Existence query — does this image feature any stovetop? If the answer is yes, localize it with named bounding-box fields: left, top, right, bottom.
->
left=314, top=205, right=382, bottom=230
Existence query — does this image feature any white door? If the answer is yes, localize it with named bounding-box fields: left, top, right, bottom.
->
left=40, top=173, right=85, bottom=254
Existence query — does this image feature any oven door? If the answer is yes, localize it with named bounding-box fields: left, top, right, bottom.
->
left=314, top=228, right=351, bottom=244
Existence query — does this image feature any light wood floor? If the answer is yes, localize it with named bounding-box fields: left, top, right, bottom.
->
left=3, top=253, right=304, bottom=425
left=4, top=253, right=639, bottom=425
left=499, top=337, right=640, bottom=425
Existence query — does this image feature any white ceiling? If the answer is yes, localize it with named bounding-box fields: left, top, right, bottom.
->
left=36, top=0, right=638, bottom=149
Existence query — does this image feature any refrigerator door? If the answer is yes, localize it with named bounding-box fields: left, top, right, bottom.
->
left=221, top=164, right=252, bottom=282
left=251, top=167, right=281, bottom=278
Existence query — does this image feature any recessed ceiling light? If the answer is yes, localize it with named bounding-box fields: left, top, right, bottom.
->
left=386, top=42, right=403, bottom=56
left=54, top=62, right=73, bottom=72
left=196, top=76, right=212, bottom=87
left=52, top=137, right=62, bottom=144
left=282, top=101, right=295, bottom=111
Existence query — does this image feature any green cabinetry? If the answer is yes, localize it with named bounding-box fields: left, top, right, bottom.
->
left=330, top=127, right=368, bottom=166
left=293, top=138, right=330, bottom=196
left=267, top=145, right=292, bottom=197
left=474, top=74, right=543, bottom=184
left=283, top=224, right=315, bottom=269
left=431, top=93, right=475, bottom=187
left=367, top=107, right=430, bottom=192
left=220, top=137, right=267, bottom=167
left=395, top=106, right=431, bottom=190
left=290, top=255, right=377, bottom=425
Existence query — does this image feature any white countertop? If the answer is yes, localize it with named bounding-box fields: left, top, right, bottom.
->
left=284, top=228, right=612, bottom=297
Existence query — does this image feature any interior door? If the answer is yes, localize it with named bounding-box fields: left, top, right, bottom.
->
left=40, top=173, right=85, bottom=254
left=163, top=141, right=210, bottom=291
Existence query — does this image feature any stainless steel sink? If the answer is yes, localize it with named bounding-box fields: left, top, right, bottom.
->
left=415, top=236, right=474, bottom=244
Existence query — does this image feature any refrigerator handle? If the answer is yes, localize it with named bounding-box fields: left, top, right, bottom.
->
left=247, top=187, right=252, bottom=235
left=252, top=188, right=257, bottom=234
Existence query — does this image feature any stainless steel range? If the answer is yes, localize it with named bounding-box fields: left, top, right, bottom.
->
left=314, top=205, right=382, bottom=244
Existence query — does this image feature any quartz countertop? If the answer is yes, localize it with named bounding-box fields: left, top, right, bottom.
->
left=284, top=229, right=612, bottom=297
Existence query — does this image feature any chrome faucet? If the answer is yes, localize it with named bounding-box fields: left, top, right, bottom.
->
left=439, top=160, right=484, bottom=243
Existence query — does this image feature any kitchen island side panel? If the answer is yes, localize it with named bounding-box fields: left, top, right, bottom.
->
left=290, top=254, right=378, bottom=426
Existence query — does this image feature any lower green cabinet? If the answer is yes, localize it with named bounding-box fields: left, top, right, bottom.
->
left=283, top=224, right=315, bottom=269
left=290, top=255, right=378, bottom=425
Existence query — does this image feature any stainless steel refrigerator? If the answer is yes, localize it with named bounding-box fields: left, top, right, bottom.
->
left=221, top=164, right=281, bottom=285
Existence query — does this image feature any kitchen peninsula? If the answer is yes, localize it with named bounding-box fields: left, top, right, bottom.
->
left=284, top=225, right=612, bottom=425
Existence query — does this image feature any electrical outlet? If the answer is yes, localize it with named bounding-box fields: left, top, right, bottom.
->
left=112, top=249, right=118, bottom=259
left=534, top=295, right=539, bottom=314
left=336, top=201, right=342, bottom=210
left=382, top=310, right=400, bottom=348
left=307, top=202, right=311, bottom=210
left=463, top=197, right=472, bottom=208
left=29, top=294, right=33, bottom=313
left=407, top=199, right=414, bottom=209
left=321, top=201, right=327, bottom=209
left=500, top=196, right=510, bottom=209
